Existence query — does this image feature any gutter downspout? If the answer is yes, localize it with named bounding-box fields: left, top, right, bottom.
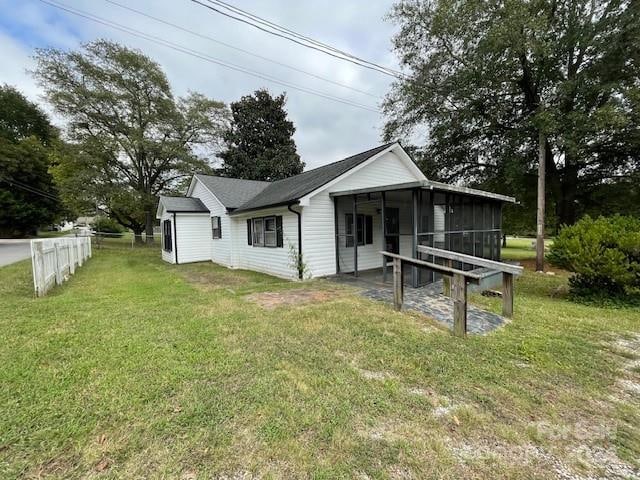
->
left=287, top=203, right=303, bottom=280
left=173, top=212, right=179, bottom=265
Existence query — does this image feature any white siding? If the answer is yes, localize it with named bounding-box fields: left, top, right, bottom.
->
left=230, top=206, right=299, bottom=279
left=190, top=180, right=232, bottom=267
left=175, top=214, right=211, bottom=264
left=160, top=211, right=176, bottom=264
left=302, top=150, right=423, bottom=277
left=327, top=151, right=419, bottom=192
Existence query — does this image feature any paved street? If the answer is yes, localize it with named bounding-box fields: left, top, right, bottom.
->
left=0, top=239, right=32, bottom=267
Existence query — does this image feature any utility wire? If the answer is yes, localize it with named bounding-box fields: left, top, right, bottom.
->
left=191, top=0, right=404, bottom=78
left=1, top=176, right=59, bottom=200
left=205, top=0, right=405, bottom=77
left=0, top=176, right=59, bottom=201
left=104, top=0, right=380, bottom=99
left=37, top=0, right=382, bottom=113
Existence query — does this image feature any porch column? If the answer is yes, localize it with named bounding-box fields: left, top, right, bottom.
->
left=353, top=194, right=358, bottom=277
left=411, top=188, right=419, bottom=288
left=381, top=191, right=387, bottom=283
left=333, top=196, right=340, bottom=274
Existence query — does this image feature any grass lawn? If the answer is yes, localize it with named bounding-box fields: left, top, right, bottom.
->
left=0, top=246, right=639, bottom=479
left=501, top=236, right=553, bottom=262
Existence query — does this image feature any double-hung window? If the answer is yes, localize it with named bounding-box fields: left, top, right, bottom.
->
left=211, top=216, right=222, bottom=239
left=252, top=218, right=264, bottom=246
left=248, top=215, right=283, bottom=248
left=263, top=216, right=277, bottom=247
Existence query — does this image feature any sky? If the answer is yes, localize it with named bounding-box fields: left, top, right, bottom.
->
left=0, top=0, right=401, bottom=170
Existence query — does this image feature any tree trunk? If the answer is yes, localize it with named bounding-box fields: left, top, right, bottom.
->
left=145, top=210, right=154, bottom=244
left=502, top=233, right=507, bottom=248
left=133, top=228, right=144, bottom=244
left=536, top=131, right=546, bottom=272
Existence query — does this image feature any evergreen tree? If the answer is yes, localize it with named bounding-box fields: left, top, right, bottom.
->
left=221, top=89, right=304, bottom=181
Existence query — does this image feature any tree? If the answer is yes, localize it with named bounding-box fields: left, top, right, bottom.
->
left=33, top=40, right=229, bottom=242
left=220, top=89, right=303, bottom=180
left=0, top=85, right=62, bottom=237
left=384, top=0, right=640, bottom=231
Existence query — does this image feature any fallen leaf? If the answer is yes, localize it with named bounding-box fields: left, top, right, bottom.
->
left=452, top=415, right=460, bottom=426
left=95, top=458, right=110, bottom=472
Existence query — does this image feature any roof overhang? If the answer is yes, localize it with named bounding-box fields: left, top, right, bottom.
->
left=228, top=200, right=298, bottom=216
left=329, top=180, right=517, bottom=203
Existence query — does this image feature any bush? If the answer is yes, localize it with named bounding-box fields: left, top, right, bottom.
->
left=93, top=216, right=125, bottom=238
left=548, top=215, right=640, bottom=300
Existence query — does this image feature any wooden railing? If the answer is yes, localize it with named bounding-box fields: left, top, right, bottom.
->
left=416, top=245, right=523, bottom=318
left=381, top=248, right=523, bottom=337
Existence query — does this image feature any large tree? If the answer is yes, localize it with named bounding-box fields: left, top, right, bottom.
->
left=220, top=89, right=303, bottom=180
left=0, top=85, right=62, bottom=237
left=384, top=0, right=640, bottom=229
left=33, top=40, right=229, bottom=242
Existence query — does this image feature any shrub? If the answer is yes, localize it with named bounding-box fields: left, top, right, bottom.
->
left=548, top=215, right=640, bottom=300
left=93, top=216, right=125, bottom=238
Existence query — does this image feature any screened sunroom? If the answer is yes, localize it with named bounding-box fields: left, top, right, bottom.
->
left=331, top=181, right=515, bottom=287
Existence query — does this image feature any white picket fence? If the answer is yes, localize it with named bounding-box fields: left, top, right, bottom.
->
left=31, top=236, right=92, bottom=297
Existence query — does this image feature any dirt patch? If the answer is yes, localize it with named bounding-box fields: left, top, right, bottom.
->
left=449, top=438, right=638, bottom=479
left=359, top=418, right=414, bottom=443
left=245, top=289, right=341, bottom=309
left=608, top=334, right=640, bottom=401
left=356, top=368, right=396, bottom=381
left=178, top=269, right=249, bottom=291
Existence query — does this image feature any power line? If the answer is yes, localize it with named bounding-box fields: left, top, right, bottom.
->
left=190, top=0, right=404, bottom=78
left=1, top=176, right=59, bottom=201
left=0, top=176, right=59, bottom=201
left=205, top=0, right=404, bottom=77
left=37, top=0, right=382, bottom=113
left=104, top=0, right=381, bottom=99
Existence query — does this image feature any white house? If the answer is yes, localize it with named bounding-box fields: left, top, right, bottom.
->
left=156, top=142, right=515, bottom=285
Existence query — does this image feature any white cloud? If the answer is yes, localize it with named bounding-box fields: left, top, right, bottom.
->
left=0, top=0, right=400, bottom=169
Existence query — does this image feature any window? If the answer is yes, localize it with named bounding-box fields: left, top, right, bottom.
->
left=249, top=215, right=284, bottom=248
left=345, top=214, right=373, bottom=247
left=163, top=219, right=172, bottom=252
left=252, top=218, right=264, bottom=246
left=264, top=216, right=277, bottom=247
left=211, top=216, right=222, bottom=239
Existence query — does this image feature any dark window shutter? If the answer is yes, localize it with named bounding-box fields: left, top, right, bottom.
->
left=276, top=215, right=283, bottom=247
left=218, top=216, right=222, bottom=238
left=365, top=215, right=373, bottom=244
left=247, top=219, right=252, bottom=245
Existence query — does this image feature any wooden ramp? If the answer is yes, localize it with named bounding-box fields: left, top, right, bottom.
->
left=382, top=248, right=523, bottom=337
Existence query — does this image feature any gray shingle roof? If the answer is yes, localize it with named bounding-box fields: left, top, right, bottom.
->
left=194, top=175, right=271, bottom=209
left=232, top=142, right=396, bottom=213
left=159, top=196, right=209, bottom=213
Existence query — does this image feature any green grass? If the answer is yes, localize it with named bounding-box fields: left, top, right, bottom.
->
left=501, top=236, right=553, bottom=261
left=1, top=247, right=638, bottom=479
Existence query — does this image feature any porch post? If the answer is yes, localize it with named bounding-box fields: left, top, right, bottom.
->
left=353, top=194, right=358, bottom=277
left=333, top=196, right=340, bottom=274
left=452, top=273, right=467, bottom=337
left=381, top=191, right=387, bottom=283
left=411, top=188, right=419, bottom=288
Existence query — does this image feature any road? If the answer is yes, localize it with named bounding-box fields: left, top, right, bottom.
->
left=0, top=239, right=32, bottom=267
